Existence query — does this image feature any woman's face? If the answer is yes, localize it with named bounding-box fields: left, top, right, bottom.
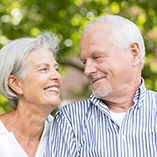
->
left=18, top=47, right=62, bottom=109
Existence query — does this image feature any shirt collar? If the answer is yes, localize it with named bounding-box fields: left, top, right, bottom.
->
left=133, top=78, right=146, bottom=108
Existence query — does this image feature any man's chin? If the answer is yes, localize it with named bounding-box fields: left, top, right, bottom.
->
left=93, top=88, right=113, bottom=99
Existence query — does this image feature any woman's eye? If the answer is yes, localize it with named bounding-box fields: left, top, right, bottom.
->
left=39, top=68, right=47, bottom=71
left=55, top=67, right=59, bottom=71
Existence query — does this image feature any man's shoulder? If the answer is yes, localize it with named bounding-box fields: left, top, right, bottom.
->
left=54, top=96, right=95, bottom=122
left=145, top=89, right=157, bottom=98
left=60, top=98, right=91, bottom=114
left=144, top=90, right=157, bottom=108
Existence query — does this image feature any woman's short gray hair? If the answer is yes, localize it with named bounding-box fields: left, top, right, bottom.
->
left=0, top=31, right=58, bottom=109
left=83, top=15, right=145, bottom=68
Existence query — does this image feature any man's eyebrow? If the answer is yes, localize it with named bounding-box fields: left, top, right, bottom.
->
left=80, top=57, right=85, bottom=61
left=80, top=57, right=86, bottom=63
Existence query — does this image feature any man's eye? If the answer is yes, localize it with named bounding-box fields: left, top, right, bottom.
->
left=80, top=58, right=86, bottom=65
left=93, top=56, right=100, bottom=59
left=81, top=60, right=86, bottom=65
left=83, top=61, right=86, bottom=65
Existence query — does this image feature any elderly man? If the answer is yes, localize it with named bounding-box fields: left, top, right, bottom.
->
left=45, top=15, right=157, bottom=157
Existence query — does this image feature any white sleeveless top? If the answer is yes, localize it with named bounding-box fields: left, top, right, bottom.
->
left=0, top=115, right=53, bottom=157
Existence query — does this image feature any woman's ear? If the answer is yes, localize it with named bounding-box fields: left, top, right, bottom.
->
left=130, top=42, right=141, bottom=66
left=8, top=75, right=23, bottom=95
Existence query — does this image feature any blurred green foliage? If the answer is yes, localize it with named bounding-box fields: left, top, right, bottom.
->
left=0, top=0, right=157, bottom=114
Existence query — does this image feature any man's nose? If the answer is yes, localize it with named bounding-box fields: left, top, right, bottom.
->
left=84, top=59, right=97, bottom=76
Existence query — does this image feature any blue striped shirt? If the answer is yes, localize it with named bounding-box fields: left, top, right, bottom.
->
left=45, top=80, right=157, bottom=157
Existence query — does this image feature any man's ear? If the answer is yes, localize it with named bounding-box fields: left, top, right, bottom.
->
left=130, top=42, right=141, bottom=66
left=8, top=75, right=23, bottom=95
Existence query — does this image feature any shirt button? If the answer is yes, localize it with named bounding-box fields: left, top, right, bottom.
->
left=122, top=134, right=125, bottom=139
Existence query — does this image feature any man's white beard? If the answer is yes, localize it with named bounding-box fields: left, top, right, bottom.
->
left=93, top=84, right=113, bottom=99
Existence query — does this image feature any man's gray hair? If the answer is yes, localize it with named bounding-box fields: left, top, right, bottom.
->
left=83, top=15, right=145, bottom=68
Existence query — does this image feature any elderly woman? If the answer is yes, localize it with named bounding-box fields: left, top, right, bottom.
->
left=0, top=32, right=62, bottom=157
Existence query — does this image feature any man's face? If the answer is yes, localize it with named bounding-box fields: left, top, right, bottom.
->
left=80, top=24, right=134, bottom=100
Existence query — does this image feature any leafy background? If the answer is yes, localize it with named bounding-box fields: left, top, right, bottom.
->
left=0, top=0, right=157, bottom=115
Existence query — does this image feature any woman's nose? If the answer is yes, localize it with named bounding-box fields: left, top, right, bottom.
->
left=50, top=69, right=62, bottom=82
